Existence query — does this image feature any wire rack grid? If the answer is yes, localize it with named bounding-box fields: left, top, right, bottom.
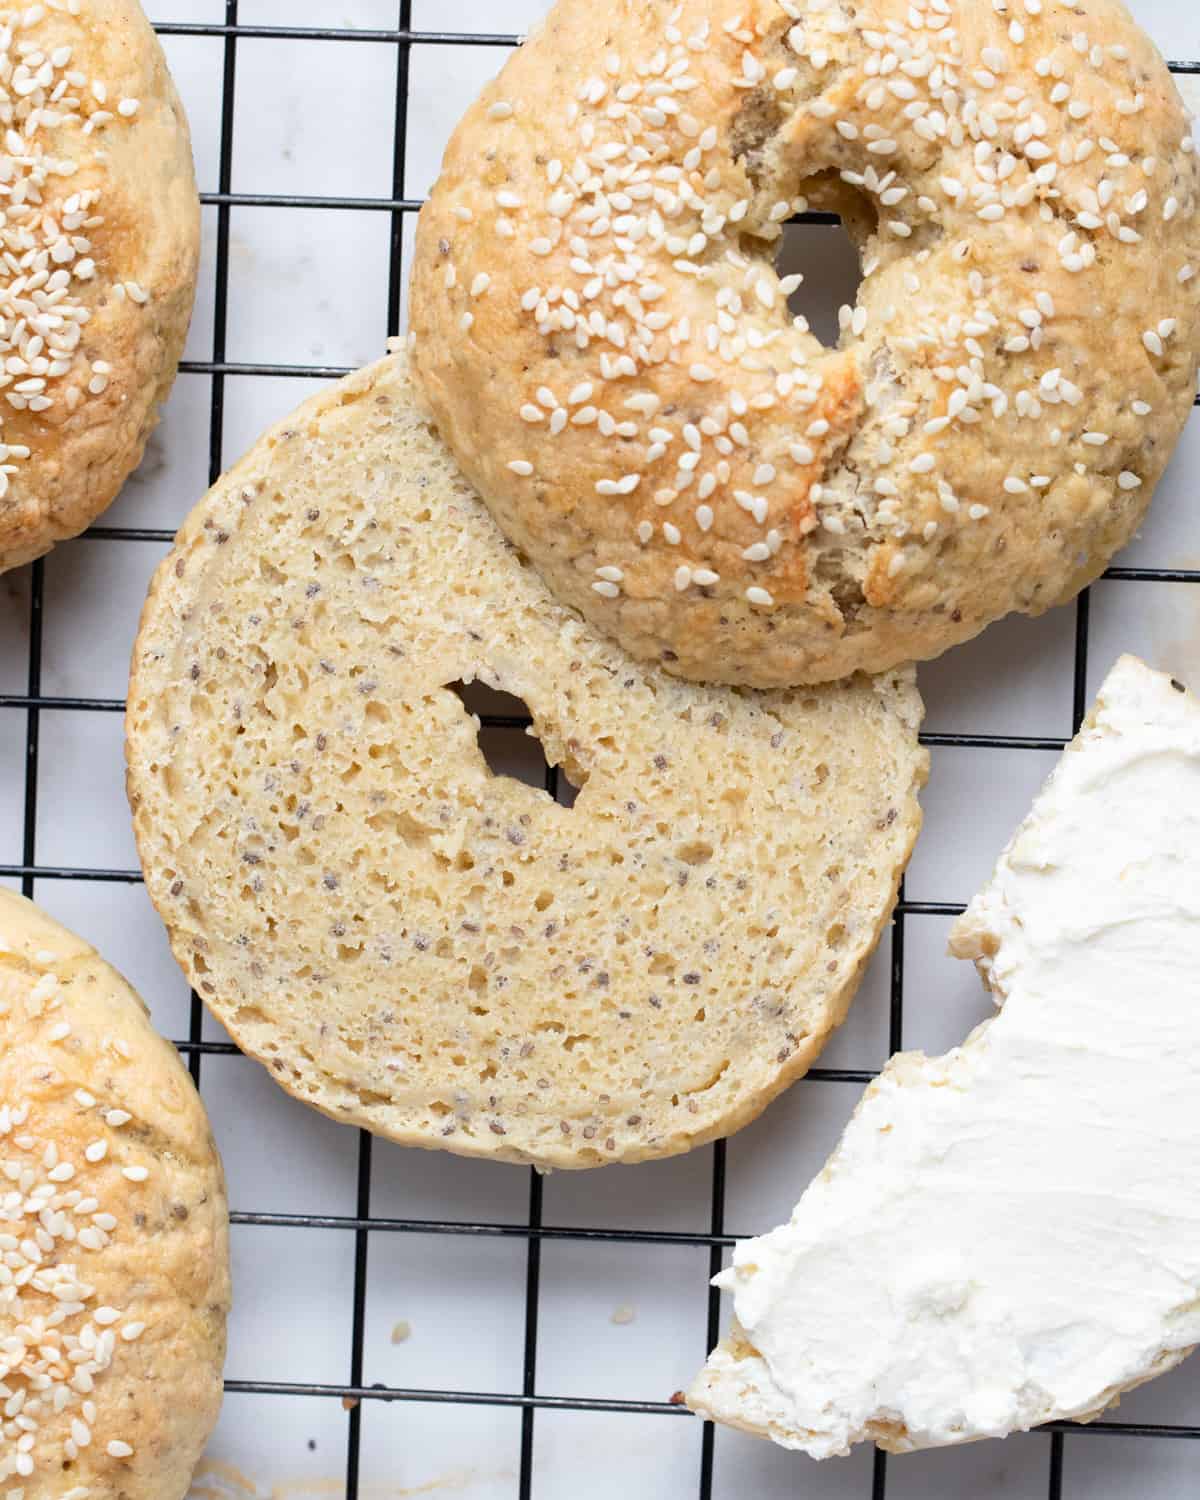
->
left=8, top=3, right=1200, bottom=1497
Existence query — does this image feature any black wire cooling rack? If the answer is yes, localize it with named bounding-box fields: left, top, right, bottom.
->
left=6, top=5, right=1200, bottom=1497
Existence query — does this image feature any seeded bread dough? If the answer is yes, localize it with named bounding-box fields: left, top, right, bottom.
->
left=125, top=353, right=927, bottom=1170
left=0, top=888, right=229, bottom=1498
left=410, top=0, right=1200, bottom=687
left=0, top=0, right=199, bottom=573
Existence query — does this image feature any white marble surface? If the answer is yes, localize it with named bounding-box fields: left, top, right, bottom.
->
left=15, top=1, right=1200, bottom=1496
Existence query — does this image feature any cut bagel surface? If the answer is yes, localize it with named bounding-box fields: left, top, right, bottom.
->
left=127, top=354, right=926, bottom=1169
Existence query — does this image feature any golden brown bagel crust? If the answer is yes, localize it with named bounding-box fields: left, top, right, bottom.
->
left=411, top=0, right=1200, bottom=687
left=126, top=353, right=927, bottom=1171
left=0, top=0, right=199, bottom=574
left=0, top=889, right=229, bottom=1499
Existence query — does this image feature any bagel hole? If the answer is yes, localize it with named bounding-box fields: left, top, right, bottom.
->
left=777, top=218, right=864, bottom=348
left=449, top=680, right=579, bottom=807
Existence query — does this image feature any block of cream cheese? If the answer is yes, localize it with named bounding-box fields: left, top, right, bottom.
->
left=688, top=655, right=1200, bottom=1457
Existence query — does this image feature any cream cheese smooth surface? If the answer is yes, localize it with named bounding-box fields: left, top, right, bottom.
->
left=708, top=655, right=1200, bottom=1457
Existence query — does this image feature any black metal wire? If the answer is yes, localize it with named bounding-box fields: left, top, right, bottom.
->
left=21, top=562, right=42, bottom=906
left=1049, top=1431, right=1066, bottom=1500
left=519, top=1172, right=544, bottom=1500
left=1048, top=565, right=1095, bottom=1495
left=514, top=700, right=558, bottom=1500
left=346, top=1133, right=373, bottom=1498
left=211, top=1378, right=1200, bottom=1438
left=26, top=11, right=1185, bottom=1493
left=187, top=0, right=240, bottom=1092
left=697, top=1141, right=726, bottom=1499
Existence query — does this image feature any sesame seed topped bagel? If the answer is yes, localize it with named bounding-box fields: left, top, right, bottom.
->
left=410, top=0, right=1200, bottom=688
left=0, top=889, right=228, bottom=1498
left=0, top=0, right=200, bottom=574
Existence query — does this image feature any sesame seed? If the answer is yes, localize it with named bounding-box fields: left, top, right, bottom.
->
left=121, top=1166, right=149, bottom=1183
left=106, top=1110, right=131, bottom=1127
left=107, top=1441, right=134, bottom=1459
left=592, top=580, right=620, bottom=598
left=469, top=273, right=491, bottom=298
left=674, top=565, right=692, bottom=591
left=117, top=97, right=138, bottom=117
left=745, top=586, right=774, bottom=607
left=692, top=568, right=719, bottom=586
left=454, top=0, right=1189, bottom=622
left=1117, top=471, right=1142, bottom=490
left=488, top=101, right=514, bottom=119
left=595, top=565, right=623, bottom=584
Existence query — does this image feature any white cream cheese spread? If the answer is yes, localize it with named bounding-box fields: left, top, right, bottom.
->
left=692, top=655, right=1200, bottom=1458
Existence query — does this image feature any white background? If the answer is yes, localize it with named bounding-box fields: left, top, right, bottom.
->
left=14, top=2, right=1200, bottom=1496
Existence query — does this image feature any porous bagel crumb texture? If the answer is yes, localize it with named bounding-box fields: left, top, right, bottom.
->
left=0, top=889, right=229, bottom=1500
left=411, top=0, right=1200, bottom=686
left=0, top=0, right=199, bottom=572
left=126, top=354, right=928, bottom=1170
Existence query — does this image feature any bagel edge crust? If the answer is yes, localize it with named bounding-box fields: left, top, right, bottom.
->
left=410, top=0, right=1200, bottom=687
left=0, top=0, right=200, bottom=573
left=0, top=888, right=229, bottom=1498
left=125, top=353, right=928, bottom=1170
